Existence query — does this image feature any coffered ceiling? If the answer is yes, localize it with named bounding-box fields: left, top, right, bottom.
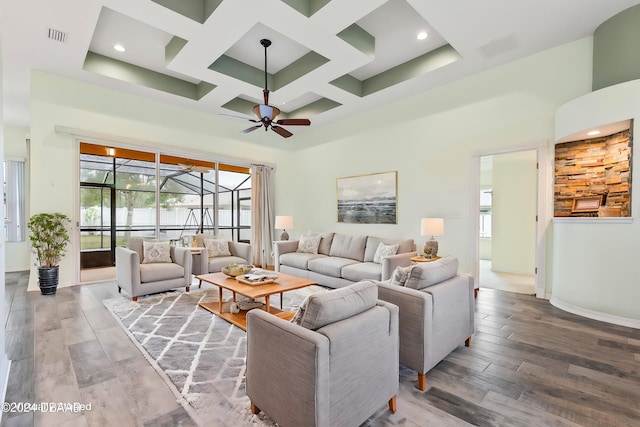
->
left=3, top=0, right=640, bottom=143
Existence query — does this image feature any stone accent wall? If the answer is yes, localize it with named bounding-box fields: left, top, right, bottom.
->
left=554, top=129, right=631, bottom=217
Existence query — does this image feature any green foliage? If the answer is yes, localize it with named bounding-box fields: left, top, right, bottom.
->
left=27, top=213, right=71, bottom=268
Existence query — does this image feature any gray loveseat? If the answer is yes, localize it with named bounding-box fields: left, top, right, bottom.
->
left=373, top=256, right=475, bottom=391
left=273, top=232, right=415, bottom=288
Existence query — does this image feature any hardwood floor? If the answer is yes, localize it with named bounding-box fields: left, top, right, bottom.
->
left=3, top=272, right=640, bottom=426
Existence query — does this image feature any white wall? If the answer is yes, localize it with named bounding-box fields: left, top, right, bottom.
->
left=3, top=126, right=29, bottom=272
left=491, top=150, right=537, bottom=274
left=29, top=71, right=293, bottom=291
left=552, top=78, right=640, bottom=325
left=277, top=38, right=594, bottom=278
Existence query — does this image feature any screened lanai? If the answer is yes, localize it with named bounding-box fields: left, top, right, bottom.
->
left=79, top=143, right=251, bottom=273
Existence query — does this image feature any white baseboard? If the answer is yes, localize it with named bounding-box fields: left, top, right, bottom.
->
left=550, top=296, right=640, bottom=329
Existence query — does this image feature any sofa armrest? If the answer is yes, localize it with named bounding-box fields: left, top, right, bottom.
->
left=229, top=241, right=253, bottom=265
left=171, top=246, right=193, bottom=285
left=273, top=240, right=299, bottom=272
left=115, top=246, right=141, bottom=295
left=381, top=252, right=414, bottom=280
left=246, top=310, right=330, bottom=426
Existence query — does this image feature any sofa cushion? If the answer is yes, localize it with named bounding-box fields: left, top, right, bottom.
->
left=341, top=262, right=382, bottom=282
left=204, top=239, right=231, bottom=257
left=280, top=252, right=326, bottom=270
left=405, top=256, right=459, bottom=290
left=329, top=234, right=367, bottom=261
left=308, top=257, right=359, bottom=278
left=298, top=281, right=378, bottom=330
left=142, top=241, right=172, bottom=264
left=208, top=256, right=250, bottom=273
left=139, top=262, right=184, bottom=283
left=364, top=237, right=414, bottom=262
left=373, top=242, right=399, bottom=264
left=297, top=234, right=322, bottom=254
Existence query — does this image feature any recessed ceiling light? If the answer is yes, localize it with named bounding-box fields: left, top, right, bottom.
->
left=417, top=31, right=428, bottom=40
left=587, top=130, right=600, bottom=136
left=113, top=44, right=126, bottom=52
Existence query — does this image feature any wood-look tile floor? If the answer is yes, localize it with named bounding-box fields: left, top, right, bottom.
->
left=3, top=272, right=640, bottom=426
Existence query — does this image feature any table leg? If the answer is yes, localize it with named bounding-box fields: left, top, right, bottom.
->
left=233, top=292, right=237, bottom=302
left=280, top=292, right=283, bottom=310
left=265, top=295, right=271, bottom=313
left=218, top=287, right=223, bottom=313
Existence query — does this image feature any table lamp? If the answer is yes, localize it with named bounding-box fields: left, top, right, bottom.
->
left=275, top=215, right=294, bottom=240
left=421, top=218, right=444, bottom=258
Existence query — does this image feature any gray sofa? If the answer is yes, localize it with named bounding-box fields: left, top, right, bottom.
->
left=374, top=256, right=475, bottom=391
left=246, top=281, right=399, bottom=427
left=273, top=232, right=415, bottom=288
left=115, top=238, right=192, bottom=301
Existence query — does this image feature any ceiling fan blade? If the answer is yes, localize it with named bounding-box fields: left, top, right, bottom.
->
left=220, top=113, right=259, bottom=122
left=275, top=118, right=311, bottom=126
left=241, top=124, right=262, bottom=134
left=271, top=125, right=293, bottom=138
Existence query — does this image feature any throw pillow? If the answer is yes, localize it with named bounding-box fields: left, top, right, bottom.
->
left=373, top=242, right=399, bottom=264
left=390, top=265, right=413, bottom=286
left=204, top=239, right=231, bottom=257
left=297, top=234, right=322, bottom=254
left=142, top=241, right=172, bottom=264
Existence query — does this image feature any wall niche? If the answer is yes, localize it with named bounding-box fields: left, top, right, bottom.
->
left=554, top=121, right=632, bottom=217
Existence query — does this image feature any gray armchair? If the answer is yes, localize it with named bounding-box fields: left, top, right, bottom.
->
left=115, top=238, right=192, bottom=301
left=246, top=281, right=399, bottom=427
left=192, top=235, right=252, bottom=287
left=376, top=256, right=475, bottom=391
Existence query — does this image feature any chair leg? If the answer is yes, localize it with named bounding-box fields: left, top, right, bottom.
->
left=250, top=402, right=260, bottom=414
left=388, top=395, right=397, bottom=413
left=186, top=286, right=190, bottom=292
left=132, top=296, right=138, bottom=302
left=417, top=373, right=426, bottom=391
left=199, top=279, right=202, bottom=289
left=474, top=288, right=479, bottom=298
left=465, top=336, right=471, bottom=347
left=118, top=286, right=122, bottom=294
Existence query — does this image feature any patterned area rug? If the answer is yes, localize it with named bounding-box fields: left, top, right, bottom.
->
left=103, top=286, right=322, bottom=426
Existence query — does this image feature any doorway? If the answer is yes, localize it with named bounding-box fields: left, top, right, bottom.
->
left=478, top=150, right=537, bottom=295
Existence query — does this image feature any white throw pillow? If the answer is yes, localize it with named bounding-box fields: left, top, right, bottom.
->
left=204, top=239, right=231, bottom=257
left=142, top=241, right=172, bottom=264
left=390, top=265, right=413, bottom=286
left=297, top=234, right=322, bottom=254
left=373, top=242, right=399, bottom=264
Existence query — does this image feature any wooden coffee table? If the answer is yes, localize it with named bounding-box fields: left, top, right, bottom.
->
left=196, top=271, right=317, bottom=330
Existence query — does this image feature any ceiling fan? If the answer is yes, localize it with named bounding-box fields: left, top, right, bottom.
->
left=177, top=162, right=211, bottom=174
left=222, top=39, right=311, bottom=138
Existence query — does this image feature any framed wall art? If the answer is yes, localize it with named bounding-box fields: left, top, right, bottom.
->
left=337, top=171, right=397, bottom=224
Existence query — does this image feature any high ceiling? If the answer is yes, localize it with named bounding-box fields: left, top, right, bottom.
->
left=3, top=0, right=640, bottom=142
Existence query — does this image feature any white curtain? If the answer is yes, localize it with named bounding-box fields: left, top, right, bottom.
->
left=251, top=165, right=275, bottom=267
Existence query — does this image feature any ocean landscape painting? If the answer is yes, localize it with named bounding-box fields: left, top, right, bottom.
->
left=337, top=171, right=397, bottom=224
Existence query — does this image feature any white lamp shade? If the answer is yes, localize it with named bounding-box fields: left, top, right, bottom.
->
left=275, top=215, right=294, bottom=230
left=421, top=218, right=444, bottom=236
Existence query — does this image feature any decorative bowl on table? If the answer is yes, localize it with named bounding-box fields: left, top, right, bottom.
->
left=222, top=264, right=253, bottom=277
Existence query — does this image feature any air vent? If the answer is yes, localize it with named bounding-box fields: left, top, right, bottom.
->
left=48, top=28, right=67, bottom=43
left=478, top=34, right=518, bottom=58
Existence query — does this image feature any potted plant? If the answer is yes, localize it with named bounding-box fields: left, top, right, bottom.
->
left=27, top=212, right=71, bottom=295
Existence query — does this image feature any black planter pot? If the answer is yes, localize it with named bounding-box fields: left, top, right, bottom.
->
left=38, top=266, right=59, bottom=295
